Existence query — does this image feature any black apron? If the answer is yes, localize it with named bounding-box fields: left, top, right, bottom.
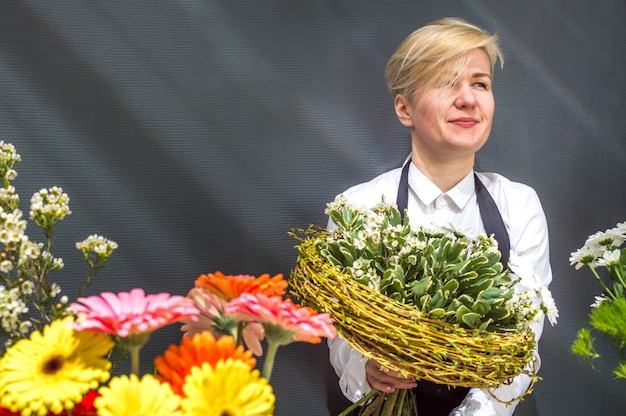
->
left=396, top=160, right=511, bottom=416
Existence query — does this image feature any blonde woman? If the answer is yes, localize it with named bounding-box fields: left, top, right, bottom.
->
left=327, top=18, right=551, bottom=416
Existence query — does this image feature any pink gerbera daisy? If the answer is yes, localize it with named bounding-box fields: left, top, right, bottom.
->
left=226, top=293, right=336, bottom=344
left=69, top=288, right=199, bottom=375
left=225, top=293, right=336, bottom=381
left=69, top=288, right=199, bottom=338
left=181, top=288, right=265, bottom=356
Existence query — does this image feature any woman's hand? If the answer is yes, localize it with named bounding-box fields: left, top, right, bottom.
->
left=365, top=359, right=418, bottom=393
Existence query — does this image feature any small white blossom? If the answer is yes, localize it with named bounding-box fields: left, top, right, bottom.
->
left=52, top=257, right=64, bottom=270
left=591, top=295, right=609, bottom=309
left=76, top=234, right=118, bottom=259
left=4, top=168, right=17, bottom=181
left=49, top=283, right=61, bottom=297
left=0, top=260, right=12, bottom=273
left=29, top=186, right=72, bottom=226
left=18, top=320, right=32, bottom=335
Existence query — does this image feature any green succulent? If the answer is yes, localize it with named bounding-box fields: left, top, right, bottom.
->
left=317, top=199, right=519, bottom=331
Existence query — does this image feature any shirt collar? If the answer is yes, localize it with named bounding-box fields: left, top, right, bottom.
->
left=408, top=164, right=475, bottom=209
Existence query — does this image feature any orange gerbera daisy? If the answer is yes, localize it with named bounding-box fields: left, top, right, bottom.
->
left=194, top=272, right=287, bottom=300
left=154, top=332, right=255, bottom=395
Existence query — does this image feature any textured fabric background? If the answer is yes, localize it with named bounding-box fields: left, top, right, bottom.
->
left=0, top=2, right=624, bottom=415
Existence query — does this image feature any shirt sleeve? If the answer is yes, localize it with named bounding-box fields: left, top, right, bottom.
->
left=328, top=336, right=372, bottom=403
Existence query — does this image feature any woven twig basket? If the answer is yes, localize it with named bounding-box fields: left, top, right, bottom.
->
left=290, top=233, right=536, bottom=390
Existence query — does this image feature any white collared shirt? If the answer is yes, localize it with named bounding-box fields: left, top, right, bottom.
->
left=327, top=163, right=552, bottom=416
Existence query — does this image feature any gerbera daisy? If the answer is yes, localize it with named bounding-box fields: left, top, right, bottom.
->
left=180, top=288, right=265, bottom=355
left=69, top=288, right=199, bottom=338
left=181, top=359, right=274, bottom=416
left=154, top=332, right=255, bottom=395
left=194, top=272, right=287, bottom=300
left=94, top=374, right=182, bottom=416
left=225, top=293, right=336, bottom=344
left=51, top=391, right=100, bottom=416
left=225, top=293, right=336, bottom=380
left=0, top=317, right=113, bottom=416
left=69, top=288, right=199, bottom=375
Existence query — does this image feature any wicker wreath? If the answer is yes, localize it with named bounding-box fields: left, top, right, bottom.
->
left=290, top=233, right=537, bottom=393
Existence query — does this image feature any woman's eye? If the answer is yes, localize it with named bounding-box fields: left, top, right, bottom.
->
left=473, top=81, right=489, bottom=89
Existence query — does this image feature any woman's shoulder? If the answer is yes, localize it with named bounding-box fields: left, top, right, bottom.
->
left=476, top=171, right=539, bottom=198
left=339, top=167, right=404, bottom=206
left=476, top=171, right=546, bottom=221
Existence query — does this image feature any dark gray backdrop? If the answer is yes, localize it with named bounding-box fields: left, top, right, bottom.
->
left=1, top=1, right=625, bottom=415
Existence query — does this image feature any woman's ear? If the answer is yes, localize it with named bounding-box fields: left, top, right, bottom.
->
left=394, top=94, right=413, bottom=127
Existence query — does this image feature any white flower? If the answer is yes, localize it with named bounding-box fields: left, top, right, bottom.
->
left=444, top=222, right=475, bottom=238
left=540, top=286, right=559, bottom=326
left=591, top=295, right=609, bottom=308
left=19, top=239, right=42, bottom=264
left=76, top=234, right=118, bottom=258
left=4, top=168, right=17, bottom=181
left=52, top=257, right=64, bottom=270
left=596, top=249, right=621, bottom=267
left=18, top=320, right=32, bottom=335
left=21, top=280, right=34, bottom=295
left=49, top=283, right=61, bottom=297
left=613, top=222, right=626, bottom=236
left=29, top=186, right=72, bottom=225
left=0, top=260, right=12, bottom=273
left=569, top=245, right=603, bottom=269
left=585, top=229, right=624, bottom=249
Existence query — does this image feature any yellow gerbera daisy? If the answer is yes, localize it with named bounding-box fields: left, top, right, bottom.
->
left=181, top=359, right=275, bottom=416
left=0, top=316, right=114, bottom=416
left=94, top=373, right=182, bottom=416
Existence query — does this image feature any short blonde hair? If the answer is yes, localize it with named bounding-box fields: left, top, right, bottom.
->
left=385, top=18, right=504, bottom=98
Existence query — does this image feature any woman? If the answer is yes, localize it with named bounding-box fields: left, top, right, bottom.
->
left=327, top=18, right=552, bottom=416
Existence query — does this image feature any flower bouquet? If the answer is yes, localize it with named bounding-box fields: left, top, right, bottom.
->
left=0, top=140, right=338, bottom=415
left=290, top=196, right=557, bottom=415
left=0, top=272, right=337, bottom=416
left=570, top=221, right=626, bottom=379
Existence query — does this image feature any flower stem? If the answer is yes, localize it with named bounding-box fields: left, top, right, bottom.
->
left=129, top=344, right=141, bottom=376
left=261, top=340, right=279, bottom=382
left=337, top=389, right=378, bottom=416
left=590, top=266, right=616, bottom=300
left=381, top=390, right=400, bottom=416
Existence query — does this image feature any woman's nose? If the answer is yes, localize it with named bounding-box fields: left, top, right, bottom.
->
left=454, top=84, right=477, bottom=108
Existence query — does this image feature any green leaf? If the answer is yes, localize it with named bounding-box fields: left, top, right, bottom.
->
left=409, top=277, right=431, bottom=299
left=440, top=279, right=460, bottom=298
left=470, top=300, right=490, bottom=315
left=460, top=311, right=481, bottom=328
left=429, top=307, right=446, bottom=318
left=338, top=245, right=355, bottom=265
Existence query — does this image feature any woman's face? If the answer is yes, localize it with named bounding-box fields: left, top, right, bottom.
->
left=396, top=48, right=495, bottom=164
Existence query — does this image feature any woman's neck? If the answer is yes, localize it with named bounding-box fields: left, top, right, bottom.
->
left=410, top=150, right=474, bottom=192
